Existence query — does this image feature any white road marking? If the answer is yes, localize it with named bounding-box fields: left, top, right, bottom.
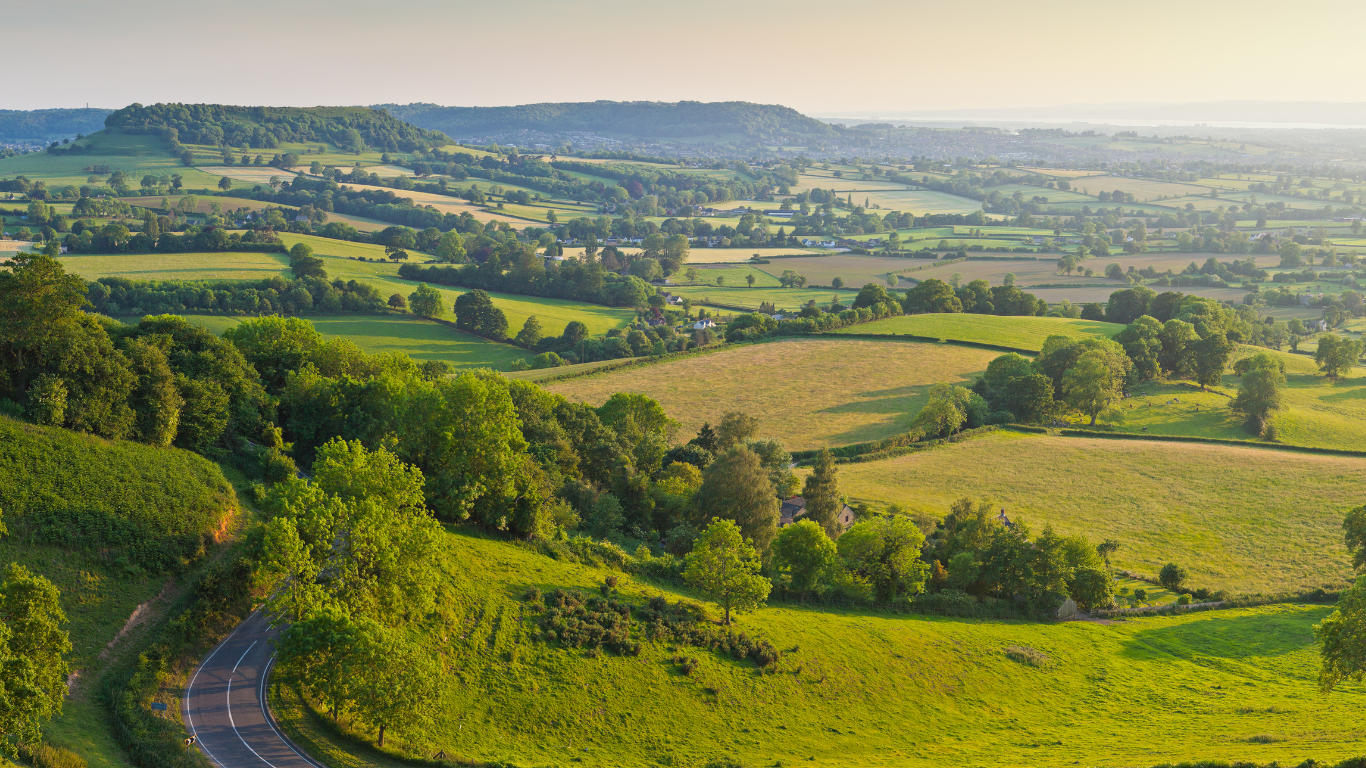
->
left=184, top=610, right=258, bottom=768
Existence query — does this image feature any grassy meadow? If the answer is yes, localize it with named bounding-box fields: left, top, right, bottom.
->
left=59, top=251, right=291, bottom=281
left=0, top=131, right=227, bottom=189
left=666, top=285, right=857, bottom=311
left=274, top=528, right=1366, bottom=768
left=818, top=430, right=1361, bottom=594
left=547, top=337, right=998, bottom=450
left=835, top=313, right=1122, bottom=351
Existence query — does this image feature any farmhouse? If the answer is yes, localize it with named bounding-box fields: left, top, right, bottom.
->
left=779, top=496, right=855, bottom=533
left=692, top=318, right=715, bottom=330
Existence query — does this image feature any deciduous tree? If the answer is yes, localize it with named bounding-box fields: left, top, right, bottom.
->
left=683, top=519, right=771, bottom=624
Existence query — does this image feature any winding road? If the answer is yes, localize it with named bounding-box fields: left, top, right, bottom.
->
left=182, top=610, right=324, bottom=768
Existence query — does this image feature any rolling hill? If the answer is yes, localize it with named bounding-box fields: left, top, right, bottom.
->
left=377, top=100, right=839, bottom=143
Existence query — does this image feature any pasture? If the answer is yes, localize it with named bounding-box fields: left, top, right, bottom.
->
left=0, top=131, right=227, bottom=189
left=59, top=251, right=290, bottom=281
left=753, top=254, right=932, bottom=287
left=1071, top=175, right=1215, bottom=199
left=546, top=337, right=998, bottom=450
left=666, top=285, right=857, bottom=311
left=275, top=527, right=1366, bottom=768
left=556, top=246, right=827, bottom=264
left=821, top=430, right=1361, bottom=594
left=835, top=313, right=1122, bottom=351
left=849, top=187, right=985, bottom=214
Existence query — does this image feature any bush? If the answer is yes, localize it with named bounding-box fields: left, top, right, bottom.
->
left=1004, top=645, right=1053, bottom=668
left=21, top=743, right=88, bottom=768
left=1159, top=562, right=1189, bottom=592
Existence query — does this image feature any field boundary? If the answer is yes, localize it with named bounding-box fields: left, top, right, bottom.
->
left=1054, top=427, right=1366, bottom=459
left=824, top=331, right=1037, bottom=355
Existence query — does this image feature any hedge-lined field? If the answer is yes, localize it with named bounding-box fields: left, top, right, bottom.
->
left=275, top=528, right=1366, bottom=768
left=833, top=313, right=1122, bottom=351
left=818, top=430, right=1362, bottom=594
left=547, top=337, right=998, bottom=450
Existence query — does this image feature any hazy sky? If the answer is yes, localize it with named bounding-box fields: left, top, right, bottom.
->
left=12, top=0, right=1366, bottom=114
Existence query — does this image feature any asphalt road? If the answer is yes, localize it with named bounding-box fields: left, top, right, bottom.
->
left=182, top=610, right=324, bottom=768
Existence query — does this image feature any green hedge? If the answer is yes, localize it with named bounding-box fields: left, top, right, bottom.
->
left=0, top=416, right=235, bottom=572
left=1056, top=428, right=1366, bottom=459
left=792, top=425, right=1000, bottom=464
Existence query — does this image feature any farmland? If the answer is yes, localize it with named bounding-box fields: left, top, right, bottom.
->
left=666, top=285, right=857, bottom=311
left=274, top=527, right=1366, bottom=768
left=835, top=313, right=1122, bottom=351
left=546, top=337, right=998, bottom=450
left=60, top=251, right=291, bottom=281
left=820, top=430, right=1361, bottom=594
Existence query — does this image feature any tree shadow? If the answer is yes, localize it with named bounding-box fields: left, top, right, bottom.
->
left=1118, top=608, right=1331, bottom=663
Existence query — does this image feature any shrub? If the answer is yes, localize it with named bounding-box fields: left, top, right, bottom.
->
left=1159, top=562, right=1189, bottom=592
left=21, top=743, right=87, bottom=768
left=1004, top=645, right=1053, bottom=668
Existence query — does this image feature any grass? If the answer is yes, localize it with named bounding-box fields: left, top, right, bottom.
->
left=752, top=254, right=932, bottom=288
left=818, top=430, right=1362, bottom=594
left=1097, top=348, right=1366, bottom=453
left=117, top=313, right=530, bottom=370
left=274, top=526, right=1366, bottom=768
left=0, top=131, right=226, bottom=190
left=546, top=337, right=998, bottom=450
left=556, top=246, right=826, bottom=264
left=666, top=285, right=856, bottom=312
left=834, top=314, right=1122, bottom=351
left=59, top=251, right=291, bottom=281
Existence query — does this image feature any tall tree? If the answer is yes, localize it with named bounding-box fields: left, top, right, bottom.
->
left=693, top=445, right=780, bottom=552
left=801, top=448, right=841, bottom=537
left=408, top=283, right=445, bottom=318
left=1063, top=350, right=1125, bottom=425
left=1316, top=333, right=1363, bottom=380
left=1231, top=352, right=1285, bottom=436
left=837, top=515, right=930, bottom=601
left=1191, top=332, right=1235, bottom=390
left=715, top=411, right=760, bottom=450
left=683, top=518, right=771, bottom=625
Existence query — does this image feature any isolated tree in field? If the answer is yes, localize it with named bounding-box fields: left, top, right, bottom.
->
left=801, top=448, right=842, bottom=537
left=694, top=445, right=780, bottom=552
left=716, top=411, right=760, bottom=450
left=683, top=518, right=771, bottom=625
left=1191, top=332, right=1235, bottom=390
left=387, top=293, right=406, bottom=310
left=746, top=273, right=756, bottom=287
left=770, top=519, right=837, bottom=597
left=1063, top=350, right=1126, bottom=425
left=407, top=283, right=444, bottom=318
left=1231, top=352, right=1285, bottom=436
left=0, top=563, right=70, bottom=758
left=838, top=515, right=930, bottom=601
left=218, top=176, right=231, bottom=191
left=1158, top=563, right=1188, bottom=592
left=1096, top=539, right=1120, bottom=569
left=1316, top=333, right=1363, bottom=379
left=514, top=316, right=543, bottom=349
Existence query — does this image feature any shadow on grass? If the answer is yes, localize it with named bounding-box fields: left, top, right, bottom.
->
left=1119, top=608, right=1333, bottom=663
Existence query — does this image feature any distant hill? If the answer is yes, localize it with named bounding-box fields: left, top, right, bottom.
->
left=376, top=100, right=839, bottom=143
left=0, top=108, right=111, bottom=142
left=103, top=103, right=449, bottom=151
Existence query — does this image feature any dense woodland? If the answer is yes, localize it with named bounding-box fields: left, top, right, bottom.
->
left=103, top=103, right=449, bottom=152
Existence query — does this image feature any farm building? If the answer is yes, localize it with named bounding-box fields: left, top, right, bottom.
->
left=692, top=318, right=715, bottom=330
left=778, top=496, right=855, bottom=534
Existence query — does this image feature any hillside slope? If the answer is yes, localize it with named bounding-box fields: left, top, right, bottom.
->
left=378, top=100, right=838, bottom=142
left=104, top=103, right=448, bottom=151
left=277, top=529, right=1366, bottom=768
left=0, top=108, right=111, bottom=142
left=0, top=415, right=236, bottom=571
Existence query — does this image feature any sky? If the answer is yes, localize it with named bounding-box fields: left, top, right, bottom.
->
left=12, top=0, right=1366, bottom=115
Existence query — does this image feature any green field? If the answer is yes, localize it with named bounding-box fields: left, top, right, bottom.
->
left=123, top=313, right=530, bottom=370
left=834, top=314, right=1123, bottom=351
left=60, top=251, right=292, bottom=281
left=752, top=254, right=930, bottom=287
left=274, top=527, right=1366, bottom=768
left=667, top=285, right=858, bottom=312
left=0, top=131, right=227, bottom=189
left=819, top=430, right=1360, bottom=594
left=547, top=337, right=998, bottom=450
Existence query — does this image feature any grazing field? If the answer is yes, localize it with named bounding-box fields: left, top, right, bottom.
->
left=1102, top=348, right=1366, bottom=452
left=753, top=254, right=930, bottom=287
left=835, top=313, right=1122, bottom=351
left=822, top=431, right=1361, bottom=594
left=681, top=263, right=781, bottom=287
left=66, top=238, right=637, bottom=338
left=555, top=246, right=826, bottom=264
left=132, top=314, right=530, bottom=369
left=547, top=337, right=998, bottom=450
left=666, top=285, right=857, bottom=311
left=0, top=131, right=226, bottom=189
left=276, top=528, right=1366, bottom=768
left=59, top=251, right=291, bottom=281
left=1071, top=175, right=1214, bottom=199
left=123, top=195, right=278, bottom=214
left=851, top=187, right=986, bottom=214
